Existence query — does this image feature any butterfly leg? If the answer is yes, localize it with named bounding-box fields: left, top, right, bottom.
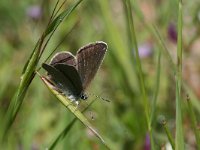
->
left=68, top=96, right=80, bottom=111
left=70, top=100, right=79, bottom=113
left=74, top=100, right=81, bottom=112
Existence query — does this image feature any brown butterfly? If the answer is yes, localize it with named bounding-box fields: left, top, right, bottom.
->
left=42, top=41, right=107, bottom=103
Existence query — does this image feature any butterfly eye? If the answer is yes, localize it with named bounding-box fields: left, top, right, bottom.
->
left=81, top=93, right=88, bottom=100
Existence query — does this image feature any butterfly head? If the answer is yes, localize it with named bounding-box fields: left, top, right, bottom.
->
left=80, top=92, right=88, bottom=100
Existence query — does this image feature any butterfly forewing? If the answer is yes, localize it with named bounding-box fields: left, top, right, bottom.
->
left=76, top=41, right=107, bottom=90
left=54, top=63, right=83, bottom=96
left=42, top=63, right=82, bottom=99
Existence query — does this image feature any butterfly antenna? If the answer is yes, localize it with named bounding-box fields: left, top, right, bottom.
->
left=86, top=92, right=110, bottom=102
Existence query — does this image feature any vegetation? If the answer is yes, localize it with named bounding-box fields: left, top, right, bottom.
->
left=0, top=0, right=200, bottom=149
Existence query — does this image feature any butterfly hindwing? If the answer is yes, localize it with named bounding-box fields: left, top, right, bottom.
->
left=50, top=52, right=76, bottom=67
left=76, top=41, right=107, bottom=90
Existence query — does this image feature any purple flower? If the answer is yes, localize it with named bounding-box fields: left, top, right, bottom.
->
left=144, top=133, right=151, bottom=150
left=138, top=43, right=153, bottom=58
left=168, top=23, right=177, bottom=43
left=26, top=5, right=42, bottom=20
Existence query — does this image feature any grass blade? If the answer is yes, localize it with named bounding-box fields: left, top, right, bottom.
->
left=44, top=0, right=83, bottom=37
left=48, top=100, right=96, bottom=150
left=49, top=118, right=76, bottom=150
left=0, top=0, right=84, bottom=142
left=186, top=95, right=200, bottom=149
left=122, top=0, right=154, bottom=149
left=175, top=0, right=184, bottom=149
left=39, top=74, right=111, bottom=150
left=1, top=49, right=39, bottom=141
left=161, top=120, right=175, bottom=150
left=150, top=48, right=161, bottom=124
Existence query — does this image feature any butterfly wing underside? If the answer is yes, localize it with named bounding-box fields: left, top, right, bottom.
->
left=54, top=63, right=83, bottom=96
left=42, top=63, right=83, bottom=99
left=76, top=42, right=107, bottom=90
left=50, top=52, right=76, bottom=67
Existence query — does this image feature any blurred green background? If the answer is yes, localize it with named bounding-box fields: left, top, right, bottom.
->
left=0, top=0, right=200, bottom=149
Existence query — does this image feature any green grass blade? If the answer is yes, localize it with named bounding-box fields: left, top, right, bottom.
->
left=0, top=48, right=39, bottom=141
left=48, top=100, right=96, bottom=150
left=162, top=120, right=175, bottom=150
left=150, top=48, right=161, bottom=124
left=152, top=25, right=200, bottom=114
left=39, top=74, right=111, bottom=150
left=21, top=45, right=38, bottom=74
left=125, top=0, right=150, bottom=123
left=152, top=25, right=176, bottom=75
left=122, top=0, right=155, bottom=149
left=126, top=1, right=200, bottom=118
left=183, top=82, right=200, bottom=113
left=99, top=0, right=137, bottom=92
left=0, top=0, right=84, bottom=142
left=49, top=118, right=76, bottom=150
left=22, top=0, right=60, bottom=74
left=175, top=0, right=184, bottom=149
left=44, top=0, right=83, bottom=36
left=186, top=95, right=200, bottom=149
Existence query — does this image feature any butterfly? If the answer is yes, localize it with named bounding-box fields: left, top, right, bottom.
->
left=42, top=41, right=107, bottom=103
